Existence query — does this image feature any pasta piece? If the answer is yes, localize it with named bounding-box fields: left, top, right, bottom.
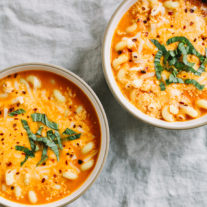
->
left=5, top=169, right=16, bottom=186
left=196, top=99, right=207, bottom=109
left=130, top=89, right=137, bottom=102
left=180, top=105, right=198, bottom=118
left=115, top=40, right=128, bottom=51
left=81, top=160, right=94, bottom=171
left=27, top=75, right=41, bottom=89
left=28, top=191, right=37, bottom=204
left=62, top=169, right=78, bottom=180
left=2, top=81, right=13, bottom=93
left=53, top=89, right=66, bottom=102
left=169, top=104, right=179, bottom=115
left=162, top=105, right=174, bottom=122
left=117, top=69, right=126, bottom=83
left=126, top=23, right=137, bottom=33
left=54, top=184, right=61, bottom=190
left=82, top=142, right=94, bottom=154
left=163, top=1, right=179, bottom=10
left=112, top=54, right=129, bottom=70
left=15, top=186, right=21, bottom=199
left=24, top=173, right=30, bottom=186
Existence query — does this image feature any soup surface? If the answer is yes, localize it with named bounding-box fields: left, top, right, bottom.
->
left=111, top=0, right=207, bottom=122
left=0, top=71, right=100, bottom=204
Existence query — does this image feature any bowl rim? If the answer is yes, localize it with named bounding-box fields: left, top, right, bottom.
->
left=0, top=62, right=110, bottom=207
left=102, top=0, right=207, bottom=130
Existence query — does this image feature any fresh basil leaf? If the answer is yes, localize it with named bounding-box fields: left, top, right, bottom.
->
left=62, top=128, right=81, bottom=141
left=31, top=113, right=58, bottom=130
left=184, top=79, right=205, bottom=90
left=154, top=50, right=164, bottom=80
left=61, top=133, right=81, bottom=142
left=21, top=120, right=37, bottom=151
left=54, top=130, right=63, bottom=150
left=159, top=82, right=166, bottom=91
left=15, top=146, right=34, bottom=166
left=150, top=39, right=167, bottom=53
left=47, top=130, right=56, bottom=141
left=9, top=109, right=25, bottom=117
left=63, top=128, right=77, bottom=135
left=36, top=145, right=48, bottom=166
left=36, top=137, right=59, bottom=161
left=167, top=36, right=204, bottom=61
left=36, top=126, right=44, bottom=136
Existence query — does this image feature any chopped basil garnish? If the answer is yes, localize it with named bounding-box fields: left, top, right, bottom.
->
left=9, top=109, right=25, bottom=117
left=16, top=116, right=81, bottom=166
left=36, top=145, right=48, bottom=166
left=184, top=79, right=205, bottom=90
left=15, top=146, right=34, bottom=166
left=31, top=113, right=58, bottom=130
left=62, top=128, right=81, bottom=141
left=21, top=120, right=37, bottom=151
left=36, top=126, right=43, bottom=136
left=151, top=36, right=207, bottom=90
left=36, top=137, right=59, bottom=161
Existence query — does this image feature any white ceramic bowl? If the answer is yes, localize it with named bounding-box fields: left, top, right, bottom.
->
left=102, top=0, right=207, bottom=130
left=0, top=63, right=109, bottom=207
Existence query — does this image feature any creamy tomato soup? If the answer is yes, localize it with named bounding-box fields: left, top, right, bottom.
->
left=111, top=0, right=207, bottom=122
left=0, top=71, right=100, bottom=204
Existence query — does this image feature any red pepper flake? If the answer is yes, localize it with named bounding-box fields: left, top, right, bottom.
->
left=141, top=70, right=146, bottom=74
left=13, top=124, right=17, bottom=128
left=143, top=20, right=147, bottom=24
left=132, top=38, right=137, bottom=42
left=168, top=12, right=173, bottom=15
left=11, top=186, right=14, bottom=190
left=53, top=174, right=57, bottom=178
left=66, top=153, right=70, bottom=155
left=0, top=133, right=4, bottom=136
left=65, top=160, right=68, bottom=165
left=194, top=38, right=197, bottom=42
left=33, top=108, right=38, bottom=112
left=183, top=26, right=186, bottom=30
left=117, top=51, right=122, bottom=55
left=14, top=73, right=18, bottom=78
left=16, top=141, right=20, bottom=144
left=202, top=43, right=205, bottom=46
left=22, top=91, right=26, bottom=94
left=1, top=138, right=4, bottom=141
left=78, top=160, right=83, bottom=164
left=190, top=9, right=194, bottom=13
left=156, top=35, right=160, bottom=38
left=16, top=103, right=20, bottom=107
left=128, top=49, right=132, bottom=53
left=9, top=107, right=14, bottom=112
left=184, top=8, right=188, bottom=13
left=41, top=178, right=46, bottom=183
left=59, top=170, right=62, bottom=173
left=16, top=172, right=20, bottom=175
left=14, top=118, right=18, bottom=120
left=142, top=7, right=146, bottom=11
left=7, top=162, right=12, bottom=167
left=190, top=22, right=194, bottom=26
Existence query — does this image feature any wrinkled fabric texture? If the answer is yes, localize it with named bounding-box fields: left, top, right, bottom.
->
left=0, top=1, right=207, bottom=207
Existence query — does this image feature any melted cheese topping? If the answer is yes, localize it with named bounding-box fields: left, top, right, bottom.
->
left=0, top=71, right=100, bottom=204
left=111, top=0, right=207, bottom=122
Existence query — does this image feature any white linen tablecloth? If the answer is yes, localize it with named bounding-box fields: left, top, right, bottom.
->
left=0, top=0, right=207, bottom=207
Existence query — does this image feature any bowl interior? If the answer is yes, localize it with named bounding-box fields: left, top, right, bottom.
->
left=0, top=63, right=109, bottom=207
left=102, top=0, right=207, bottom=129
